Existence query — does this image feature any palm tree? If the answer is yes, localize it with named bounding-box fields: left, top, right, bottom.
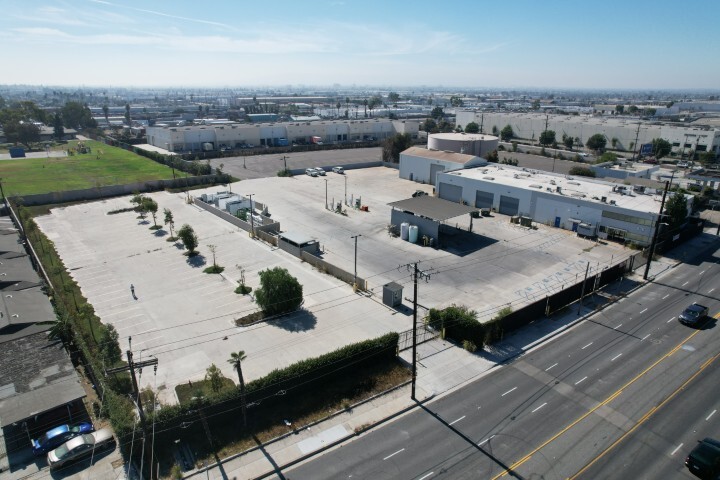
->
left=228, top=350, right=248, bottom=427
left=102, top=105, right=109, bottom=125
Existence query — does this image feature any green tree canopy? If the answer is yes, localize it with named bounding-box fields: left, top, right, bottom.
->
left=586, top=133, right=607, bottom=152
left=53, top=113, right=65, bottom=139
left=539, top=130, right=556, bottom=146
left=382, top=133, right=413, bottom=163
left=430, top=106, right=445, bottom=120
left=664, top=192, right=688, bottom=229
left=699, top=151, right=717, bottom=165
left=61, top=101, right=96, bottom=129
left=597, top=152, right=618, bottom=163
left=98, top=324, right=122, bottom=366
left=421, top=118, right=437, bottom=133
left=142, top=197, right=159, bottom=227
left=450, top=95, right=464, bottom=107
left=568, top=166, right=596, bottom=177
left=651, top=138, right=672, bottom=159
left=205, top=363, right=226, bottom=393
left=387, top=92, right=400, bottom=103
left=254, top=267, right=303, bottom=315
left=628, top=105, right=639, bottom=114
left=464, top=122, right=480, bottom=133
left=11, top=122, right=40, bottom=148
left=500, top=124, right=514, bottom=141
left=177, top=224, right=199, bottom=254
left=615, top=105, right=624, bottom=114
left=562, top=134, right=574, bottom=150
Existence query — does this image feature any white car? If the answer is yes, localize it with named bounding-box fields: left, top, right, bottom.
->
left=305, top=168, right=319, bottom=177
left=332, top=166, right=345, bottom=174
left=315, top=167, right=326, bottom=176
left=677, top=161, right=689, bottom=168
left=47, top=428, right=115, bottom=469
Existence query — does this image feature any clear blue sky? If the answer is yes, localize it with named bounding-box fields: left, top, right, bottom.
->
left=3, top=0, right=719, bottom=89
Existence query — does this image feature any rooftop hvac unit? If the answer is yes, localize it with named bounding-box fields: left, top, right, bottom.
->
left=556, top=186, right=562, bottom=193
left=601, top=196, right=607, bottom=203
left=609, top=200, right=616, bottom=205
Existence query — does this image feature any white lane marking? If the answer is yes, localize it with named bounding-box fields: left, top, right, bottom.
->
left=700, top=270, right=706, bottom=275
left=478, top=435, right=496, bottom=446
left=575, top=376, right=588, bottom=385
left=667, top=317, right=676, bottom=323
left=532, top=403, right=547, bottom=413
left=682, top=281, right=689, bottom=287
left=707, top=410, right=717, bottom=421
left=641, top=334, right=651, bottom=341
left=383, top=448, right=405, bottom=460
left=545, top=363, right=558, bottom=371
left=611, top=353, right=623, bottom=361
left=418, top=473, right=434, bottom=480
left=449, top=416, right=466, bottom=426
left=671, top=443, right=684, bottom=456
left=639, top=308, right=648, bottom=314
left=502, top=387, right=517, bottom=397
left=582, top=342, right=593, bottom=349
left=709, top=288, right=715, bottom=294
left=614, top=324, right=623, bottom=329
left=662, top=294, right=670, bottom=300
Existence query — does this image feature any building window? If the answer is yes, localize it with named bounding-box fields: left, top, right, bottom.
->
left=601, top=210, right=652, bottom=226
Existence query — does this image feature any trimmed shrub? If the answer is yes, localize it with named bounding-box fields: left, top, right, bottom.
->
left=427, top=305, right=484, bottom=347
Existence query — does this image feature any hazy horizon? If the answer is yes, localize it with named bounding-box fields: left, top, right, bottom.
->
left=3, top=0, right=720, bottom=90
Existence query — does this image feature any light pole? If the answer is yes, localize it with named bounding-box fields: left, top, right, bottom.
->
left=324, top=179, right=328, bottom=209
left=344, top=175, right=347, bottom=205
left=247, top=194, right=255, bottom=238
left=351, top=234, right=361, bottom=290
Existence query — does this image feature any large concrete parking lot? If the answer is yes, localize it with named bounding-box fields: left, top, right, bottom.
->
left=36, top=166, right=629, bottom=404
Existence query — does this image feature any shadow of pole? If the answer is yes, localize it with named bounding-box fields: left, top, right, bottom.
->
left=418, top=403, right=524, bottom=479
left=253, top=434, right=286, bottom=480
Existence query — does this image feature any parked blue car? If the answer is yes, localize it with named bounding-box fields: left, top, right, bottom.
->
left=32, top=422, right=94, bottom=456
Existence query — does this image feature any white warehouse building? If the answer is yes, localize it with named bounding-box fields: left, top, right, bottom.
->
left=147, top=119, right=420, bottom=153
left=434, top=164, right=691, bottom=246
left=427, top=132, right=499, bottom=157
left=455, top=111, right=720, bottom=156
left=399, top=147, right=487, bottom=184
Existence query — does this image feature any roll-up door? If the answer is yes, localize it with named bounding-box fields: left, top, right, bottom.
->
left=429, top=164, right=445, bottom=184
left=438, top=183, right=463, bottom=203
left=499, top=195, right=520, bottom=216
left=475, top=190, right=494, bottom=209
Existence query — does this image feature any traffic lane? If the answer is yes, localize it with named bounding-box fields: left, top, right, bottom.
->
left=489, top=317, right=720, bottom=479
left=573, top=347, right=720, bottom=480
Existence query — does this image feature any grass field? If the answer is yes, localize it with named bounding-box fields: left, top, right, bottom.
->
left=0, top=140, right=177, bottom=198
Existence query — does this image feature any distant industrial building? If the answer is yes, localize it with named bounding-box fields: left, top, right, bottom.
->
left=147, top=119, right=420, bottom=153
left=427, top=132, right=499, bottom=157
left=455, top=111, right=720, bottom=156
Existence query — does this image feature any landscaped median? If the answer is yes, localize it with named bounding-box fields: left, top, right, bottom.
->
left=154, top=332, right=408, bottom=475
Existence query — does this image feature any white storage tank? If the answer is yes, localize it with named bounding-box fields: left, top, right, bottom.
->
left=408, top=225, right=419, bottom=243
left=400, top=222, right=410, bottom=240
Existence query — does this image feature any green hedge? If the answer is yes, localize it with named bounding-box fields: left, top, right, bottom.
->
left=427, top=305, right=484, bottom=347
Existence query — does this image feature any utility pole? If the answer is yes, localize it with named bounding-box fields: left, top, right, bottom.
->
left=577, top=262, right=591, bottom=316
left=544, top=114, right=549, bottom=134
left=247, top=194, right=255, bottom=237
left=351, top=234, right=361, bottom=290
left=407, top=262, right=431, bottom=400
left=105, top=338, right=158, bottom=479
left=344, top=175, right=348, bottom=205
left=479, top=113, right=484, bottom=134
left=644, top=181, right=670, bottom=280
left=631, top=123, right=641, bottom=161
left=279, top=155, right=287, bottom=172
left=0, top=177, right=6, bottom=207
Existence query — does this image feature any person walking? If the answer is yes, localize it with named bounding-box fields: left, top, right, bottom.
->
left=130, top=284, right=135, bottom=297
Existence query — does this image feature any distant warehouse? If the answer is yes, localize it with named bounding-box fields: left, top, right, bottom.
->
left=434, top=164, right=692, bottom=246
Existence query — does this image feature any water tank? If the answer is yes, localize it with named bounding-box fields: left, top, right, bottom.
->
left=400, top=222, right=410, bottom=240
left=408, top=225, right=419, bottom=243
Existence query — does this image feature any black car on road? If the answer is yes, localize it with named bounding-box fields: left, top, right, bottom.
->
left=686, top=437, right=720, bottom=479
left=679, top=303, right=709, bottom=327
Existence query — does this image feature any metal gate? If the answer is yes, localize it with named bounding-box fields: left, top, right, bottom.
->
left=475, top=190, right=494, bottom=209
left=398, top=325, right=440, bottom=351
left=499, top=195, right=520, bottom=216
left=439, top=183, right=462, bottom=203
left=429, top=164, right=445, bottom=184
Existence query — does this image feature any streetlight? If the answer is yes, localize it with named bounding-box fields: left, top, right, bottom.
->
left=247, top=194, right=255, bottom=238
left=351, top=234, right=361, bottom=290
left=324, top=179, right=328, bottom=209
left=344, top=175, right=347, bottom=205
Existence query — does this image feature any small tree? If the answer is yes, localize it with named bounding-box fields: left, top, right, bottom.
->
left=539, top=130, right=556, bottom=147
left=254, top=267, right=303, bottom=315
left=492, top=125, right=499, bottom=136
left=177, top=224, right=199, bottom=255
left=651, top=138, right=672, bottom=159
left=163, top=208, right=175, bottom=240
left=205, top=363, right=226, bottom=393
left=598, top=152, right=618, bottom=163
left=204, top=244, right=224, bottom=273
left=228, top=351, right=248, bottom=427
left=430, top=106, right=444, bottom=119
left=568, top=166, right=596, bottom=177
left=586, top=133, right=607, bottom=152
left=53, top=113, right=65, bottom=140
left=615, top=105, right=624, bottom=114
left=464, top=122, right=480, bottom=133
left=664, top=192, right=688, bottom=230
left=500, top=124, right=514, bottom=141
left=381, top=133, right=413, bottom=163
left=142, top=197, right=159, bottom=228
left=563, top=134, right=574, bottom=150
left=98, top=324, right=122, bottom=366
left=699, top=151, right=717, bottom=165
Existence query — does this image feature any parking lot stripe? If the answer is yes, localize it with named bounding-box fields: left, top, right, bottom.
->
left=706, top=409, right=716, bottom=421
left=575, top=376, right=587, bottom=385
left=502, top=387, right=517, bottom=397
left=581, top=342, right=593, bottom=349
left=532, top=403, right=547, bottom=413
left=670, top=443, right=683, bottom=456
left=611, top=353, right=622, bottom=362
left=545, top=363, right=558, bottom=371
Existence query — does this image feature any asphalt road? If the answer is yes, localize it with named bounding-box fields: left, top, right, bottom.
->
left=286, top=247, right=720, bottom=480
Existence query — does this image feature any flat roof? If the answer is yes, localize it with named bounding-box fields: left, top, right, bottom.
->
left=279, top=231, right=316, bottom=246
left=0, top=332, right=85, bottom=424
left=388, top=196, right=478, bottom=222
left=402, top=146, right=478, bottom=165
left=445, top=165, right=665, bottom=214
left=429, top=133, right=499, bottom=142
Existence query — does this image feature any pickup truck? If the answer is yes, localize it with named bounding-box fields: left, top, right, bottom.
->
left=679, top=303, right=709, bottom=327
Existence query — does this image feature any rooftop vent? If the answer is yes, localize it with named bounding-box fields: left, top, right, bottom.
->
left=482, top=176, right=495, bottom=181
left=568, top=181, right=581, bottom=186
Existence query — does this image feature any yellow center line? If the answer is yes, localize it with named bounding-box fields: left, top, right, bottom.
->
left=491, top=323, right=709, bottom=480
left=569, top=351, right=720, bottom=479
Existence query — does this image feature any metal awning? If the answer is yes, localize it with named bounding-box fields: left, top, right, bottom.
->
left=388, top=196, right=478, bottom=222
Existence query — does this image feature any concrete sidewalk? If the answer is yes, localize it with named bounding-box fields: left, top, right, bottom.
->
left=187, top=229, right=719, bottom=480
